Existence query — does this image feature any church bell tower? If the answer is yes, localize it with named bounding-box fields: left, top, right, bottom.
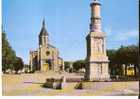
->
left=85, top=0, right=110, bottom=81
left=38, top=19, right=49, bottom=71
left=39, top=19, right=49, bottom=47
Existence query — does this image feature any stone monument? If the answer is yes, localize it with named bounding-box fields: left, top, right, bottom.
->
left=85, top=0, right=110, bottom=81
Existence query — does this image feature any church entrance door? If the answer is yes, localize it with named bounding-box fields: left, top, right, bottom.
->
left=42, top=63, right=49, bottom=71
left=47, top=59, right=52, bottom=70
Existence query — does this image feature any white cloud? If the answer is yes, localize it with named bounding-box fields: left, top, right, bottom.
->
left=104, top=27, right=138, bottom=42
left=113, top=30, right=139, bottom=41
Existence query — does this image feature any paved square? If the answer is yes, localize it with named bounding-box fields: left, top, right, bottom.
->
left=2, top=72, right=139, bottom=96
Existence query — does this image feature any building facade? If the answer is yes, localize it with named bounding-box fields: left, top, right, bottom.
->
left=29, top=19, right=64, bottom=72
left=85, top=0, right=110, bottom=81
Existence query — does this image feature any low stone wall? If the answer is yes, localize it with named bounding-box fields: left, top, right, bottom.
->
left=66, top=77, right=83, bottom=82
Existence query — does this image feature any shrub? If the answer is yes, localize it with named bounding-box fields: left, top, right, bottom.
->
left=75, top=82, right=83, bottom=89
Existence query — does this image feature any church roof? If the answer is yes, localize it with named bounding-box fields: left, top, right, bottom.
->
left=48, top=44, right=56, bottom=49
left=39, top=19, right=49, bottom=36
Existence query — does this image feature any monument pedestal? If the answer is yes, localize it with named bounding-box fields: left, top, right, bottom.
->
left=85, top=33, right=110, bottom=81
left=85, top=0, right=110, bottom=81
left=85, top=61, right=110, bottom=81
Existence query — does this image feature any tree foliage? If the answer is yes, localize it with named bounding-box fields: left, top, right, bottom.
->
left=73, top=60, right=86, bottom=71
left=2, top=31, right=16, bottom=72
left=107, top=45, right=139, bottom=76
left=14, top=57, right=24, bottom=73
left=2, top=31, right=24, bottom=73
left=64, top=61, right=71, bottom=70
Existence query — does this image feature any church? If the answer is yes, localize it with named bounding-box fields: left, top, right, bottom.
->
left=29, top=19, right=64, bottom=72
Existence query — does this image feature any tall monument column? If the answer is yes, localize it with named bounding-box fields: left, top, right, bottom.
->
left=85, top=0, right=110, bottom=81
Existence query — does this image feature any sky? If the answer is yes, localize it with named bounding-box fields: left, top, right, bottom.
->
left=2, top=0, right=139, bottom=64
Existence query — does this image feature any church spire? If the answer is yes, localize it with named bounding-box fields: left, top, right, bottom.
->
left=42, top=18, right=45, bottom=28
left=39, top=18, right=48, bottom=36
left=39, top=18, right=49, bottom=46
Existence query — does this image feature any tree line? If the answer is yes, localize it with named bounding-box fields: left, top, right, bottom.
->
left=107, top=45, right=139, bottom=76
left=2, top=30, right=24, bottom=74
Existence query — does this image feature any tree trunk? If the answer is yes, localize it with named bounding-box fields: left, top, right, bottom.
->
left=134, top=64, right=137, bottom=77
left=15, top=70, right=18, bottom=74
left=124, top=65, right=127, bottom=76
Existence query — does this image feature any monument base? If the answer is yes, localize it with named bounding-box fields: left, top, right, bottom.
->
left=87, top=74, right=110, bottom=81
left=85, top=61, right=110, bottom=81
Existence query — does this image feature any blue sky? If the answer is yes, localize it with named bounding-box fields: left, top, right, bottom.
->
left=2, top=0, right=139, bottom=64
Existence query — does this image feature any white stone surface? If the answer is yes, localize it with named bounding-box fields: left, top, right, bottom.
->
left=85, top=0, right=110, bottom=81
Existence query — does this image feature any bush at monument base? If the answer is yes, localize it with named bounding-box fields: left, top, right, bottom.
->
left=75, top=82, right=83, bottom=89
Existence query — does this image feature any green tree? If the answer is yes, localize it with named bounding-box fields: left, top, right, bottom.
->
left=64, top=61, right=71, bottom=71
left=107, top=44, right=139, bottom=77
left=124, top=45, right=138, bottom=76
left=2, top=31, right=16, bottom=73
left=107, top=49, right=117, bottom=75
left=73, top=60, right=86, bottom=72
left=116, top=45, right=138, bottom=76
left=14, top=57, right=24, bottom=74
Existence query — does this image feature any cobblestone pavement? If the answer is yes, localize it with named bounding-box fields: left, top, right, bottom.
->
left=2, top=72, right=139, bottom=96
